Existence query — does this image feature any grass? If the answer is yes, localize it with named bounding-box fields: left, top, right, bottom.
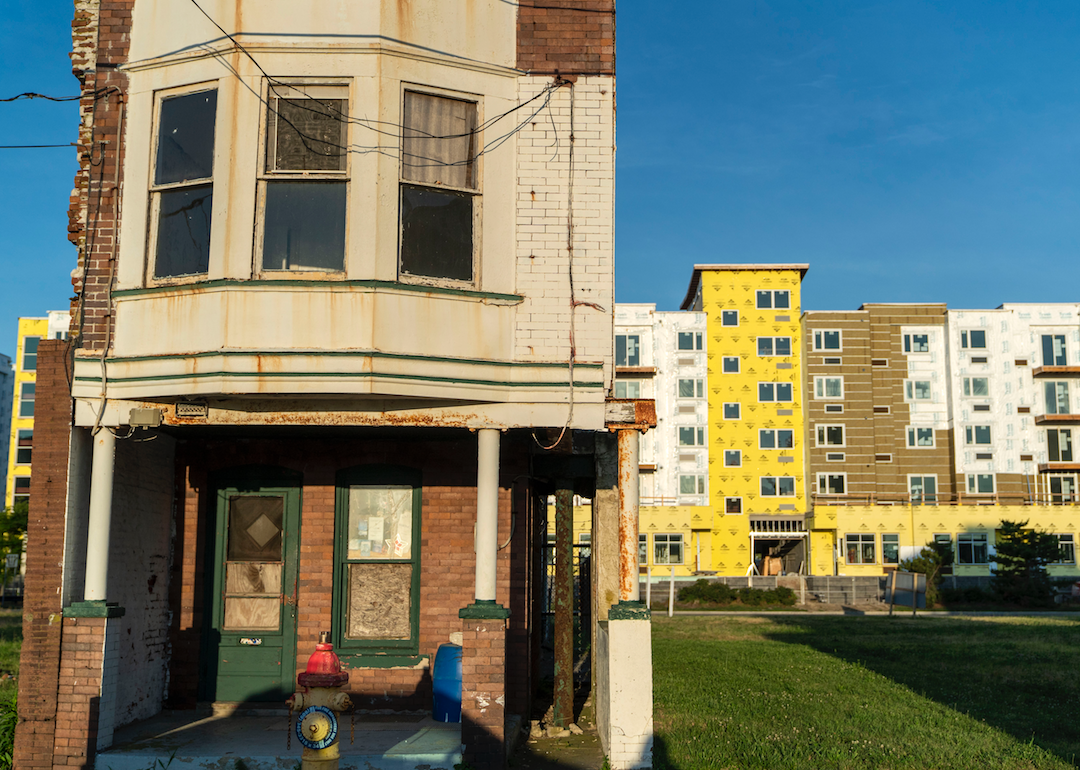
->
left=0, top=610, right=19, bottom=702
left=652, top=615, right=1080, bottom=769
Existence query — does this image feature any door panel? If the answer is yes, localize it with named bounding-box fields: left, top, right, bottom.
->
left=203, top=473, right=301, bottom=703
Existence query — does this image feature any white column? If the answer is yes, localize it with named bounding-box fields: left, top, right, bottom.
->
left=617, top=429, right=640, bottom=602
left=84, top=428, right=116, bottom=601
left=475, top=429, right=500, bottom=602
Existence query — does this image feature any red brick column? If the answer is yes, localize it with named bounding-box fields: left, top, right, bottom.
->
left=53, top=618, right=107, bottom=767
left=13, top=341, right=73, bottom=769
left=460, top=614, right=508, bottom=770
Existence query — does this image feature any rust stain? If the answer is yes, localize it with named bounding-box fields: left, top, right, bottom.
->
left=616, top=429, right=639, bottom=602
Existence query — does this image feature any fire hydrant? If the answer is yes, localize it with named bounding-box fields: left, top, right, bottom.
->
left=288, top=632, right=352, bottom=770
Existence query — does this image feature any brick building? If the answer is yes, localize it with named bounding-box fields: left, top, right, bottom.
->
left=16, top=2, right=654, bottom=769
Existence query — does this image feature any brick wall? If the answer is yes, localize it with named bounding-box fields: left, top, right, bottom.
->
left=14, top=341, right=73, bottom=769
left=517, top=1, right=615, bottom=75
left=514, top=76, right=615, bottom=385
left=167, top=432, right=531, bottom=714
left=70, top=0, right=134, bottom=351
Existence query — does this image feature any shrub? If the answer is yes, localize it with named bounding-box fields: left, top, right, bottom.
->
left=992, top=520, right=1059, bottom=607
left=900, top=541, right=953, bottom=606
left=0, top=689, right=15, bottom=770
left=677, top=580, right=796, bottom=607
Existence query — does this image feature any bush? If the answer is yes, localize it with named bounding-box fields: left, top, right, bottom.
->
left=677, top=580, right=796, bottom=607
left=941, top=586, right=991, bottom=605
left=992, top=520, right=1059, bottom=607
left=0, top=689, right=15, bottom=770
left=900, top=541, right=953, bottom=606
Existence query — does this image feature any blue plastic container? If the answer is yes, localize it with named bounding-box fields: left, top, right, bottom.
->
left=432, top=643, right=463, bottom=723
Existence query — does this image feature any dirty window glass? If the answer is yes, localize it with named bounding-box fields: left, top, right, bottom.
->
left=268, top=98, right=346, bottom=172
left=154, top=186, right=213, bottom=277
left=399, top=185, right=473, bottom=282
left=155, top=90, right=217, bottom=185
left=262, top=182, right=346, bottom=271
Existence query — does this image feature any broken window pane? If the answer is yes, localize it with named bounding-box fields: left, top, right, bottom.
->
left=154, top=186, right=213, bottom=277
left=155, top=90, right=217, bottom=185
left=402, top=92, right=476, bottom=189
left=268, top=97, right=346, bottom=173
left=262, top=182, right=346, bottom=271
left=400, top=184, right=473, bottom=282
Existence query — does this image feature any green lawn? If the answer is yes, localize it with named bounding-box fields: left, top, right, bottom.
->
left=652, top=615, right=1080, bottom=770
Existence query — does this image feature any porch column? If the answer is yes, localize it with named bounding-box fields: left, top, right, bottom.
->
left=460, top=428, right=509, bottom=770
left=85, top=428, right=116, bottom=601
left=617, top=429, right=640, bottom=601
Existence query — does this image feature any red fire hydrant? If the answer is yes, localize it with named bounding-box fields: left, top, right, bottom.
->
left=287, top=632, right=352, bottom=770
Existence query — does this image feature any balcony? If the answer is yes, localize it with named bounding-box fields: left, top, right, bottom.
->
left=1032, top=365, right=1080, bottom=377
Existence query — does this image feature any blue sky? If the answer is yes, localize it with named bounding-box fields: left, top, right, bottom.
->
left=2, top=1, right=1079, bottom=358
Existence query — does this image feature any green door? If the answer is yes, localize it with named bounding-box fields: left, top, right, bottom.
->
left=203, top=472, right=301, bottom=703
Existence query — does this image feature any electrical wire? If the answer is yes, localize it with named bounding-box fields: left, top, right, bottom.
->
left=0, top=144, right=74, bottom=149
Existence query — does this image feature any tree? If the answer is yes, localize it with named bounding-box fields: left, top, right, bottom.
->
left=899, top=540, right=953, bottom=606
left=0, top=502, right=27, bottom=559
left=991, top=519, right=1059, bottom=607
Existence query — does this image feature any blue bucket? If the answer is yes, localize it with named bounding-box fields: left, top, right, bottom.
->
left=432, top=643, right=463, bottom=723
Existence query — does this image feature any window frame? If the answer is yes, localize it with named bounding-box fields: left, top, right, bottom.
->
left=1042, top=334, right=1067, bottom=366
left=760, top=476, right=796, bottom=497
left=722, top=356, right=740, bottom=373
left=759, top=429, right=794, bottom=450
left=962, top=377, right=990, bottom=398
left=815, top=424, right=844, bottom=447
left=15, top=430, right=32, bottom=466
left=721, top=310, right=739, bottom=327
left=813, top=330, right=842, bottom=352
left=21, top=337, right=40, bottom=372
left=723, top=450, right=742, bottom=468
left=678, top=474, right=706, bottom=496
left=724, top=497, right=742, bottom=514
left=960, top=329, right=987, bottom=350
left=906, top=426, right=935, bottom=448
left=18, top=383, right=35, bottom=418
left=882, top=534, right=900, bottom=565
left=146, top=84, right=220, bottom=284
left=1049, top=474, right=1076, bottom=503
left=817, top=473, right=847, bottom=496
left=757, top=336, right=792, bottom=357
left=677, top=331, right=703, bottom=351
left=653, top=533, right=684, bottom=565
left=1047, top=428, right=1073, bottom=462
left=814, top=376, right=844, bottom=400
left=755, top=290, right=790, bottom=309
left=905, top=380, right=932, bottom=401
left=678, top=378, right=704, bottom=399
left=1045, top=381, right=1071, bottom=415
left=964, top=425, right=992, bottom=446
left=957, top=533, right=989, bottom=565
left=678, top=426, right=705, bottom=447
left=723, top=403, right=741, bottom=420
left=398, top=86, right=483, bottom=288
left=909, top=474, right=938, bottom=503
left=903, top=333, right=930, bottom=353
left=845, top=533, right=875, bottom=565
left=758, top=382, right=793, bottom=403
left=1055, top=533, right=1076, bottom=564
left=332, top=465, right=423, bottom=656
left=966, top=473, right=995, bottom=494
left=613, top=380, right=641, bottom=399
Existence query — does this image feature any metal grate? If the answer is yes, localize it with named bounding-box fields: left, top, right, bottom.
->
left=176, top=401, right=208, bottom=418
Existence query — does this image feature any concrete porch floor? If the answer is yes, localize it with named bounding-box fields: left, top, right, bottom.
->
left=96, top=708, right=463, bottom=770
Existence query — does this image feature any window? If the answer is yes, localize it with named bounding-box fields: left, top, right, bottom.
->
left=905, top=380, right=932, bottom=400
left=962, top=377, right=989, bottom=397
left=904, top=333, right=929, bottom=353
left=12, top=477, right=30, bottom=504
left=967, top=474, right=995, bottom=494
left=907, top=427, right=935, bottom=448
left=150, top=88, right=218, bottom=278
left=758, top=382, right=793, bottom=402
left=725, top=497, right=742, bottom=514
left=1049, top=475, right=1076, bottom=503
left=678, top=332, right=703, bottom=351
left=613, top=381, right=640, bottom=399
left=1056, top=534, right=1076, bottom=564
left=760, top=477, right=796, bottom=497
left=721, top=310, right=739, bottom=326
left=400, top=91, right=479, bottom=283
left=639, top=533, right=648, bottom=564
left=723, top=403, right=741, bottom=420
left=813, top=330, right=841, bottom=351
left=909, top=475, right=937, bottom=503
left=845, top=534, right=875, bottom=564
left=817, top=473, right=846, bottom=495
left=18, top=383, right=34, bottom=418
left=961, top=330, right=987, bottom=349
left=722, top=356, right=740, bottom=373
left=724, top=450, right=741, bottom=467
left=756, top=290, right=790, bottom=309
left=815, top=425, right=844, bottom=447
left=21, top=337, right=40, bottom=371
left=759, top=429, right=794, bottom=449
left=334, top=467, right=422, bottom=653
left=882, top=534, right=899, bottom=565
left=957, top=533, right=988, bottom=564
left=1045, top=382, right=1070, bottom=415
left=757, top=337, right=792, bottom=356
left=1047, top=429, right=1073, bottom=462
left=261, top=85, right=348, bottom=273
left=679, top=474, right=705, bottom=495
left=1042, top=334, right=1067, bottom=366
left=814, top=376, right=843, bottom=399
left=15, top=430, right=31, bottom=466
left=678, top=379, right=704, bottom=398
left=678, top=427, right=705, bottom=446
left=654, top=534, right=684, bottom=565
left=615, top=335, right=640, bottom=367
left=578, top=533, right=591, bottom=559
left=964, top=425, right=992, bottom=445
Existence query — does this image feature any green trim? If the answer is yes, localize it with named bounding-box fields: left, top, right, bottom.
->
left=82, top=349, right=603, bottom=371
left=74, top=370, right=604, bottom=389
left=608, top=600, right=651, bottom=621
left=333, top=466, right=423, bottom=657
left=65, top=600, right=125, bottom=618
left=112, top=278, right=524, bottom=304
left=459, top=600, right=511, bottom=619
left=336, top=654, right=429, bottom=669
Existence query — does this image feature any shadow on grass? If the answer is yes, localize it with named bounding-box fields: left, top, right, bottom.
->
left=761, top=615, right=1080, bottom=766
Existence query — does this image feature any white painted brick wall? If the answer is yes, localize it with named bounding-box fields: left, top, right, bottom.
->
left=515, top=76, right=615, bottom=385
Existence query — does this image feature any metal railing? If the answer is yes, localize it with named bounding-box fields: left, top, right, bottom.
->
left=811, top=492, right=1080, bottom=507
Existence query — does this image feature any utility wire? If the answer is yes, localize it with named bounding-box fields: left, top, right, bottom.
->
left=0, top=144, right=75, bottom=149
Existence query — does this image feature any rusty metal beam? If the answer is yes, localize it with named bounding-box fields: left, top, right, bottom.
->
left=617, top=429, right=640, bottom=602
left=553, top=481, right=574, bottom=728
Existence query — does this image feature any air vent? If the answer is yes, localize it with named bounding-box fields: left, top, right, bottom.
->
left=1015, top=359, right=1028, bottom=366
left=971, top=356, right=988, bottom=364
left=873, top=406, right=890, bottom=414
left=175, top=401, right=208, bottom=419
left=826, top=452, right=845, bottom=462
left=973, top=404, right=991, bottom=412
left=678, top=357, right=696, bottom=366
left=777, top=409, right=793, bottom=416
left=875, top=454, right=893, bottom=463
left=1020, top=454, right=1034, bottom=462
left=677, top=405, right=697, bottom=414
left=824, top=404, right=844, bottom=413
left=823, top=357, right=841, bottom=365
left=871, top=359, right=888, bottom=367
left=1018, top=406, right=1031, bottom=414
left=975, top=453, right=993, bottom=460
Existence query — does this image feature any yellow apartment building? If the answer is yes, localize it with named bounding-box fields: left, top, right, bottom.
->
left=5, top=318, right=48, bottom=510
